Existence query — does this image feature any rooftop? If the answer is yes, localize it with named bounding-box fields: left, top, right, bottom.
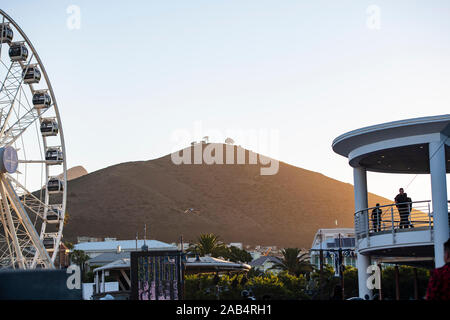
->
left=249, top=256, right=282, bottom=267
left=332, top=114, right=450, bottom=174
left=88, top=251, right=130, bottom=266
left=93, top=255, right=251, bottom=274
left=73, top=239, right=177, bottom=252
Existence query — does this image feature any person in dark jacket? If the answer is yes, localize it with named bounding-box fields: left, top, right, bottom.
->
left=371, top=203, right=382, bottom=232
left=426, top=238, right=450, bottom=300
left=406, top=196, right=413, bottom=228
left=394, top=188, right=410, bottom=229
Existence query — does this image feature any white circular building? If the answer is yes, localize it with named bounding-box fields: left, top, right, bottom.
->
left=332, top=114, right=449, bottom=298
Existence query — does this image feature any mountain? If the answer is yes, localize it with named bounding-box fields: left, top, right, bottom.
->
left=63, top=144, right=389, bottom=248
left=60, top=166, right=88, bottom=181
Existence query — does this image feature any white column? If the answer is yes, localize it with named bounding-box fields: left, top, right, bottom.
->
left=353, top=167, right=372, bottom=299
left=95, top=272, right=99, bottom=294
left=357, top=252, right=371, bottom=299
left=101, top=270, right=105, bottom=293
left=354, top=167, right=368, bottom=213
left=429, top=140, right=449, bottom=268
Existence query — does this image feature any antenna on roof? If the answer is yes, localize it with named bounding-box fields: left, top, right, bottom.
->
left=135, top=232, right=138, bottom=250
left=141, top=224, right=149, bottom=252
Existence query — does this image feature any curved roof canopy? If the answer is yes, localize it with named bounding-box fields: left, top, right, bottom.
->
left=332, top=114, right=450, bottom=174
left=93, top=256, right=250, bottom=274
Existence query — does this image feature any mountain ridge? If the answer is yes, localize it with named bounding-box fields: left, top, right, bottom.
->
left=63, top=144, right=389, bottom=248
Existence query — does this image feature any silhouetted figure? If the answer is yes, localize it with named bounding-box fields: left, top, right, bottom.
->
left=395, top=188, right=410, bottom=229
left=371, top=203, right=382, bottom=232
left=426, top=238, right=450, bottom=300
left=406, top=196, right=413, bottom=228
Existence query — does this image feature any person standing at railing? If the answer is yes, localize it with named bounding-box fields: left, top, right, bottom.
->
left=426, top=238, right=450, bottom=300
left=371, top=203, right=382, bottom=232
left=395, top=188, right=410, bottom=229
left=406, top=196, right=413, bottom=228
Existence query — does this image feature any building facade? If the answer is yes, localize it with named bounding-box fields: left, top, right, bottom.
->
left=333, top=114, right=450, bottom=298
left=310, top=228, right=356, bottom=270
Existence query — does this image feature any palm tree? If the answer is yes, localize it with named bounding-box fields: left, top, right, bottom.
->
left=270, top=248, right=314, bottom=276
left=188, top=233, right=228, bottom=258
left=69, top=249, right=90, bottom=276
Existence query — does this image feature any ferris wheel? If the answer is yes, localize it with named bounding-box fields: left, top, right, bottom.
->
left=0, top=10, right=67, bottom=269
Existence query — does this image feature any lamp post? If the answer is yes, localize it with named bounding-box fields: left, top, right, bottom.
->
left=338, top=233, right=345, bottom=300
left=319, top=230, right=324, bottom=300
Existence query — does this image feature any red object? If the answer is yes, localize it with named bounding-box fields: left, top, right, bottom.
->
left=426, top=263, right=450, bottom=300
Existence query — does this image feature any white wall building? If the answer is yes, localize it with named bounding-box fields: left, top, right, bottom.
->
left=73, top=239, right=177, bottom=259
left=310, top=228, right=356, bottom=270
left=332, top=114, right=450, bottom=298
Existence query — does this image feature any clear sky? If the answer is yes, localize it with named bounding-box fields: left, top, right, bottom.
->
left=2, top=0, right=449, bottom=202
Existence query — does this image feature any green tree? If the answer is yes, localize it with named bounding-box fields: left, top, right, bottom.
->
left=310, top=264, right=339, bottom=299
left=277, top=271, right=311, bottom=300
left=380, top=265, right=430, bottom=300
left=223, top=246, right=253, bottom=263
left=64, top=241, right=74, bottom=250
left=270, top=248, right=314, bottom=276
left=184, top=272, right=312, bottom=300
left=247, top=273, right=290, bottom=299
left=188, top=233, right=228, bottom=257
left=309, top=264, right=359, bottom=300
left=69, top=249, right=90, bottom=279
left=342, top=266, right=359, bottom=298
left=247, top=267, right=264, bottom=278
left=64, top=212, right=70, bottom=226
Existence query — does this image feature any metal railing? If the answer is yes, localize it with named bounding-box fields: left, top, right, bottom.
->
left=354, top=200, right=450, bottom=240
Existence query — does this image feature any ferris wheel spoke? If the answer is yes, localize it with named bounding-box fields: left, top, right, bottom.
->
left=18, top=159, right=62, bottom=165
left=0, top=198, right=15, bottom=268
left=0, top=16, right=4, bottom=58
left=0, top=58, right=35, bottom=139
left=5, top=173, right=53, bottom=220
left=0, top=178, right=25, bottom=268
left=0, top=101, right=48, bottom=148
left=0, top=60, right=14, bottom=95
left=0, top=175, right=52, bottom=268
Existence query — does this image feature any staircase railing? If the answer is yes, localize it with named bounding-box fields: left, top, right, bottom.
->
left=354, top=200, right=450, bottom=241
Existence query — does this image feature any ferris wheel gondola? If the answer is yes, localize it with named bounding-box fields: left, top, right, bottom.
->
left=0, top=10, right=67, bottom=269
left=9, top=42, right=28, bottom=61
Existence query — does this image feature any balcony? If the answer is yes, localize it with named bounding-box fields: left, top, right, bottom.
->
left=354, top=201, right=450, bottom=256
left=333, top=114, right=450, bottom=297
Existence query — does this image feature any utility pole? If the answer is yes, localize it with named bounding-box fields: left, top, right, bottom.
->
left=319, top=230, right=324, bottom=300
left=144, top=224, right=147, bottom=245
left=141, top=224, right=149, bottom=251
left=135, top=232, right=138, bottom=250
left=338, top=233, right=345, bottom=300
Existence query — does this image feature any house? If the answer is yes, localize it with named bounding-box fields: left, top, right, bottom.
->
left=249, top=256, right=282, bottom=274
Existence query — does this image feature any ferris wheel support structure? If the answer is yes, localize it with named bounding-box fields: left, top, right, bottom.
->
left=0, top=9, right=67, bottom=269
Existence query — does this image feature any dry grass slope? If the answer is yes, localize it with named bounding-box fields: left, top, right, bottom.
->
left=63, top=144, right=390, bottom=248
